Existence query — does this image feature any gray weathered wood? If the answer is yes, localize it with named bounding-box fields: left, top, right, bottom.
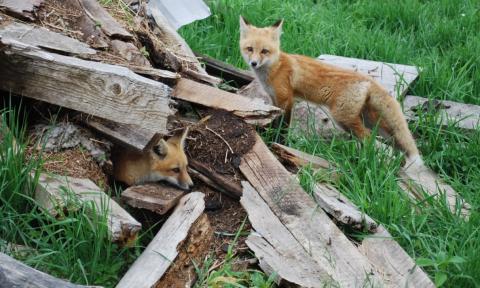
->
left=0, top=0, right=44, bottom=21
left=35, top=173, right=141, bottom=244
left=79, top=0, right=133, bottom=40
left=241, top=181, right=333, bottom=287
left=312, top=183, right=378, bottom=232
left=358, top=226, right=434, bottom=288
left=0, top=38, right=174, bottom=136
left=0, top=22, right=96, bottom=56
left=403, top=95, right=480, bottom=130
left=240, top=135, right=384, bottom=287
left=116, top=192, right=205, bottom=288
left=0, top=252, right=101, bottom=288
left=318, top=54, right=419, bottom=98
left=174, top=78, right=282, bottom=126
left=121, top=183, right=185, bottom=214
left=110, top=40, right=150, bottom=67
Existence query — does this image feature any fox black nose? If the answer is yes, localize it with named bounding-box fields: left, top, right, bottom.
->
left=251, top=61, right=257, bottom=67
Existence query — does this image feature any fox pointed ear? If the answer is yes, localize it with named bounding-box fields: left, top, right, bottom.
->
left=271, top=19, right=283, bottom=38
left=239, top=15, right=251, bottom=36
left=153, top=139, right=169, bottom=159
left=179, top=127, right=189, bottom=149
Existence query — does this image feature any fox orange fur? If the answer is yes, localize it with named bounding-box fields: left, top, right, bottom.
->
left=239, top=16, right=422, bottom=163
left=112, top=128, right=193, bottom=190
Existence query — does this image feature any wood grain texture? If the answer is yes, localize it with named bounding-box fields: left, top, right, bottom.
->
left=0, top=252, right=102, bottom=288
left=35, top=173, right=141, bottom=244
left=271, top=142, right=332, bottom=170
left=317, top=54, right=419, bottom=99
left=403, top=95, right=480, bottom=130
left=0, top=38, right=174, bottom=136
left=240, top=135, right=384, bottom=287
left=0, top=22, right=96, bottom=55
left=79, top=0, right=132, bottom=40
left=174, top=78, right=282, bottom=126
left=241, top=181, right=333, bottom=287
left=116, top=192, right=205, bottom=288
left=121, top=183, right=185, bottom=215
left=358, top=226, right=434, bottom=288
left=0, top=0, right=44, bottom=21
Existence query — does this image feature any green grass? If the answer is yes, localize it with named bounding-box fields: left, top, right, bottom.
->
left=180, top=1, right=480, bottom=287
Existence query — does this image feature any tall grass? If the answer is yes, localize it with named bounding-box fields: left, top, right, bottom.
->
left=180, top=1, right=480, bottom=287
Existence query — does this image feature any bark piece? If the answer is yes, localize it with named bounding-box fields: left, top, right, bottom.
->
left=189, top=159, right=242, bottom=199
left=358, top=226, right=435, bottom=288
left=196, top=52, right=254, bottom=87
left=34, top=173, right=141, bottom=244
left=121, top=183, right=185, bottom=215
left=241, top=182, right=333, bottom=287
left=173, top=78, right=282, bottom=126
left=0, top=252, right=101, bottom=288
left=79, top=0, right=133, bottom=40
left=116, top=192, right=205, bottom=288
left=0, top=0, right=44, bottom=21
left=0, top=38, right=174, bottom=136
left=240, top=135, right=384, bottom=287
left=0, top=22, right=96, bottom=55
left=403, top=95, right=480, bottom=130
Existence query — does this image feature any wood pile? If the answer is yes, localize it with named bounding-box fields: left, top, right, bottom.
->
left=2, top=1, right=473, bottom=287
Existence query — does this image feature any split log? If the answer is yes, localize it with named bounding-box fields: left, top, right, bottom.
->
left=0, top=37, right=174, bottom=136
left=121, top=183, right=185, bottom=215
left=116, top=192, right=205, bottom=288
left=189, top=159, right=242, bottom=199
left=241, top=182, right=333, bottom=287
left=34, top=173, right=141, bottom=244
left=79, top=0, right=133, bottom=40
left=358, top=226, right=435, bottom=288
left=240, top=135, right=384, bottom=287
left=173, top=78, right=282, bottom=126
left=0, top=0, right=44, bottom=21
left=195, top=52, right=254, bottom=87
left=403, top=95, right=480, bottom=130
left=0, top=252, right=102, bottom=288
left=0, top=22, right=96, bottom=56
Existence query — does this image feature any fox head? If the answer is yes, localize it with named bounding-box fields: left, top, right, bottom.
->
left=150, top=128, right=193, bottom=191
left=239, top=16, right=283, bottom=70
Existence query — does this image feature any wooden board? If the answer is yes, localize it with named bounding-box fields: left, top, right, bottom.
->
left=174, top=78, right=282, bottom=126
left=240, top=135, right=384, bottom=287
left=195, top=52, right=254, bottom=87
left=121, top=183, right=185, bottom=215
left=0, top=38, right=174, bottom=136
left=403, top=95, right=480, bottom=130
left=358, top=226, right=435, bottom=287
left=189, top=159, right=242, bottom=199
left=318, top=54, right=419, bottom=98
left=35, top=173, right=141, bottom=244
left=0, top=22, right=96, bottom=56
left=271, top=142, right=332, bottom=171
left=0, top=0, right=44, bottom=21
left=0, top=252, right=101, bottom=288
left=241, top=181, right=333, bottom=287
left=116, top=192, right=205, bottom=288
left=79, top=0, right=132, bottom=40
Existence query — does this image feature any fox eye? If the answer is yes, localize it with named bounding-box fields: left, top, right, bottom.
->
left=246, top=47, right=253, bottom=52
left=171, top=167, right=180, bottom=173
left=261, top=48, right=270, bottom=54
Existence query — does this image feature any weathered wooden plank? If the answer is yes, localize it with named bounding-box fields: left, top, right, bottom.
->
left=0, top=38, right=174, bottom=136
left=110, top=40, right=150, bottom=67
left=312, top=183, right=378, bottom=232
left=403, top=95, right=480, bottom=130
left=399, top=163, right=471, bottom=218
left=195, top=52, right=254, bottom=87
left=358, top=226, right=434, bottom=288
left=318, top=54, right=419, bottom=98
left=0, top=22, right=96, bottom=56
left=35, top=173, right=141, bottom=244
left=0, top=0, right=44, bottom=21
left=0, top=252, right=101, bottom=288
left=241, top=181, right=333, bottom=287
left=240, top=135, right=384, bottom=287
left=271, top=142, right=332, bottom=171
left=116, top=192, right=205, bottom=288
left=121, top=183, right=185, bottom=215
left=189, top=159, right=242, bottom=199
left=173, top=78, right=282, bottom=126
left=79, top=0, right=133, bottom=40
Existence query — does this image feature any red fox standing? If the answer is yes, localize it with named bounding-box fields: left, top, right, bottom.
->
left=239, top=16, right=423, bottom=166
